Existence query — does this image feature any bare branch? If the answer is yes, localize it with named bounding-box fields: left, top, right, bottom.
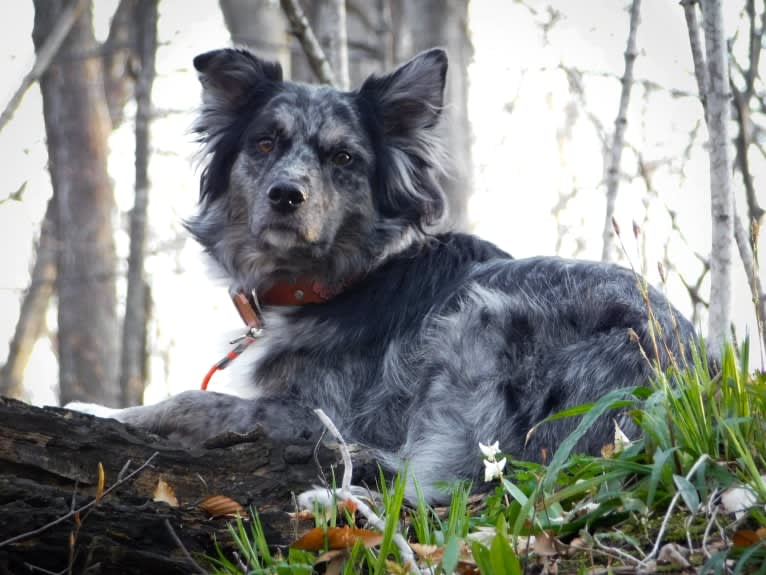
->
left=733, top=209, right=766, bottom=356
left=0, top=0, right=89, bottom=133
left=681, top=0, right=710, bottom=116
left=279, top=0, right=337, bottom=86
left=601, top=0, right=642, bottom=262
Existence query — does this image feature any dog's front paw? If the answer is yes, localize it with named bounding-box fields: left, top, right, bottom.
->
left=64, top=401, right=120, bottom=420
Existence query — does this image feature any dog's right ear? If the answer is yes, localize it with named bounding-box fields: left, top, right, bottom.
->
left=193, top=48, right=283, bottom=109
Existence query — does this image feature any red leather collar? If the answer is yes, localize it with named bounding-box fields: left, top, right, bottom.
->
left=260, top=279, right=338, bottom=306
left=232, top=278, right=350, bottom=328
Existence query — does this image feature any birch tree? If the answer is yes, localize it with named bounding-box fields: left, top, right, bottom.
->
left=682, top=0, right=734, bottom=353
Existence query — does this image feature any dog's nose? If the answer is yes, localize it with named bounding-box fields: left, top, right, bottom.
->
left=267, top=183, right=307, bottom=214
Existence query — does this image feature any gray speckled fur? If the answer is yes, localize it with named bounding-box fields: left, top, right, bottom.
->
left=69, top=48, right=700, bottom=502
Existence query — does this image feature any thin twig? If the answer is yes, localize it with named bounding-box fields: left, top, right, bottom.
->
left=279, top=0, right=337, bottom=87
left=312, top=409, right=424, bottom=574
left=0, top=0, right=89, bottom=133
left=641, top=454, right=709, bottom=565
left=593, top=534, right=642, bottom=566
left=0, top=452, right=159, bottom=548
left=601, top=0, right=642, bottom=262
left=313, top=409, right=352, bottom=492
left=164, top=519, right=208, bottom=575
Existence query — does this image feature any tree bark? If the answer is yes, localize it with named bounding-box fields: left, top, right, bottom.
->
left=0, top=397, right=377, bottom=575
left=33, top=0, right=120, bottom=406
left=102, top=0, right=140, bottom=128
left=119, top=0, right=158, bottom=407
left=219, top=0, right=292, bottom=75
left=700, top=0, right=734, bottom=354
left=0, top=199, right=57, bottom=400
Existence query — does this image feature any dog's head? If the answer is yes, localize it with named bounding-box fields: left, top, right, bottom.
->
left=187, top=47, right=448, bottom=291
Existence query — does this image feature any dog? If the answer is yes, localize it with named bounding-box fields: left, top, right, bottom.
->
left=70, top=47, right=698, bottom=502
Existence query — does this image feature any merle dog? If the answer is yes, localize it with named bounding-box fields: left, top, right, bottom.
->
left=71, top=47, right=697, bottom=502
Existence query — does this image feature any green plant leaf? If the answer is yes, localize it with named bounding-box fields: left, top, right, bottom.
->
left=489, top=532, right=522, bottom=575
left=647, top=447, right=675, bottom=508
left=441, top=535, right=460, bottom=574
left=541, top=387, right=639, bottom=490
left=471, top=541, right=492, bottom=575
left=673, top=474, right=700, bottom=512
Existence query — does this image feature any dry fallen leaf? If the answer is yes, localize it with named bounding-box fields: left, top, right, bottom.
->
left=152, top=477, right=179, bottom=507
left=288, top=510, right=316, bottom=521
left=733, top=528, right=766, bottom=548
left=534, top=531, right=559, bottom=557
left=199, top=494, right=246, bottom=517
left=410, top=543, right=442, bottom=561
left=292, top=526, right=383, bottom=551
left=657, top=543, right=690, bottom=567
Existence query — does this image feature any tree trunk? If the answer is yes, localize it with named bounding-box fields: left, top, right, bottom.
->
left=102, top=0, right=139, bottom=128
left=392, top=0, right=473, bottom=230
left=700, top=0, right=733, bottom=354
left=219, top=0, right=292, bottom=74
left=0, top=397, right=377, bottom=575
left=119, top=0, right=158, bottom=407
left=33, top=0, right=120, bottom=406
left=0, top=199, right=56, bottom=400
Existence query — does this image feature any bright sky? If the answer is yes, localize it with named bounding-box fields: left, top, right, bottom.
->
left=0, top=0, right=763, bottom=406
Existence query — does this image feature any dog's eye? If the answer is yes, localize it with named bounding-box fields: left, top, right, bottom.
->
left=332, top=151, right=352, bottom=167
left=256, top=138, right=275, bottom=154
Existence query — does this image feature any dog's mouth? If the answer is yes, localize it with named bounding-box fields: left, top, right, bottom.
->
left=258, top=222, right=322, bottom=251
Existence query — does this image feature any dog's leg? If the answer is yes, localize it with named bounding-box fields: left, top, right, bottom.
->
left=67, top=391, right=321, bottom=448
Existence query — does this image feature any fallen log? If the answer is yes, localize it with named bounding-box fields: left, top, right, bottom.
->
left=0, top=397, right=378, bottom=574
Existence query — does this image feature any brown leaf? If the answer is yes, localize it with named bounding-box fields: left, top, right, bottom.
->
left=288, top=509, right=316, bottom=521
left=600, top=443, right=615, bottom=458
left=456, top=559, right=481, bottom=575
left=657, top=543, right=690, bottom=567
left=533, top=532, right=559, bottom=557
left=152, top=477, right=179, bottom=507
left=199, top=494, right=246, bottom=517
left=410, top=542, right=442, bottom=561
left=733, top=529, right=766, bottom=548
left=292, top=526, right=383, bottom=551
left=316, top=548, right=347, bottom=564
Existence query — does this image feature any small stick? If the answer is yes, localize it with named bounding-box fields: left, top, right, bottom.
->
left=641, top=454, right=709, bottom=565
left=312, top=408, right=424, bottom=574
left=164, top=519, right=208, bottom=575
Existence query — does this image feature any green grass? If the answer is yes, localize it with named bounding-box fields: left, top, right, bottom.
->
left=206, top=339, right=766, bottom=574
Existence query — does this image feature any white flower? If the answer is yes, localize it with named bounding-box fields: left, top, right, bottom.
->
left=484, top=457, right=507, bottom=482
left=479, top=441, right=501, bottom=460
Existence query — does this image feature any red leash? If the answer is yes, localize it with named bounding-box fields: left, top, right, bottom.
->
left=200, top=279, right=348, bottom=390
left=200, top=292, right=263, bottom=390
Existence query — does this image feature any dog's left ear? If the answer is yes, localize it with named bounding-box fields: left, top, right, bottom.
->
left=358, top=48, right=447, bottom=135
left=194, top=48, right=283, bottom=109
